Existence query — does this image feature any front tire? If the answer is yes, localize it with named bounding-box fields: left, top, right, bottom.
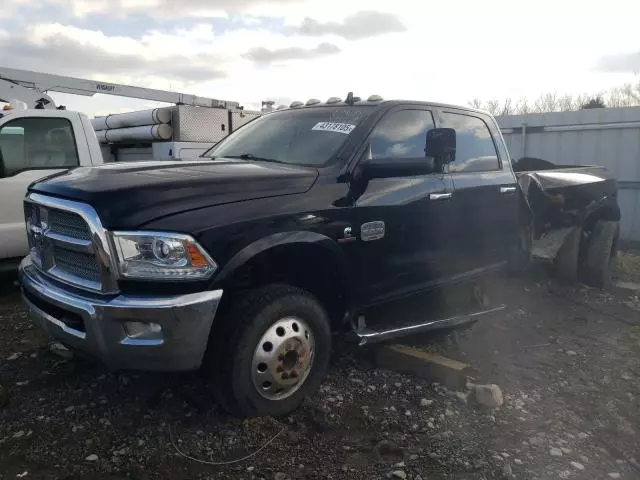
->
left=206, top=284, right=331, bottom=417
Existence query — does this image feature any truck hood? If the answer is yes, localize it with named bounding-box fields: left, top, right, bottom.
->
left=29, top=159, right=318, bottom=228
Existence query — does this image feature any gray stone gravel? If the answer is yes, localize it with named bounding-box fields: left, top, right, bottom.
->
left=1, top=267, right=640, bottom=479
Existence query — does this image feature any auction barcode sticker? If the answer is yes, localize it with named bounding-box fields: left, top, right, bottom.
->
left=311, top=122, right=356, bottom=134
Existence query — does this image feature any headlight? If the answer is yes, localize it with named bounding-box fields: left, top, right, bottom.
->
left=111, top=231, right=217, bottom=280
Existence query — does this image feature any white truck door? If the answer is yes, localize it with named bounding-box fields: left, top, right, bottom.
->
left=0, top=110, right=97, bottom=264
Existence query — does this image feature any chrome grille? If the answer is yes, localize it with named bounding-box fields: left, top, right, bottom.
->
left=52, top=247, right=101, bottom=283
left=50, top=210, right=92, bottom=241
left=24, top=193, right=118, bottom=293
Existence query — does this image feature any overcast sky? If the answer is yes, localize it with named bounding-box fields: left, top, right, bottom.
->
left=1, top=0, right=640, bottom=116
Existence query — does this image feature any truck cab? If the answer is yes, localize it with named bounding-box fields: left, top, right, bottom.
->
left=0, top=108, right=102, bottom=270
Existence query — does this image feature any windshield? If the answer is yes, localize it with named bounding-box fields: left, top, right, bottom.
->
left=203, top=105, right=374, bottom=166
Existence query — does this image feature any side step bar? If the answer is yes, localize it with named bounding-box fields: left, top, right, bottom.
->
left=347, top=304, right=506, bottom=346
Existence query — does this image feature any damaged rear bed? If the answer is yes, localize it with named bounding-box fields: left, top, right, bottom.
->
left=513, top=157, right=620, bottom=287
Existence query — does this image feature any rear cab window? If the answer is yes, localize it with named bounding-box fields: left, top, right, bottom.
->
left=439, top=112, right=501, bottom=173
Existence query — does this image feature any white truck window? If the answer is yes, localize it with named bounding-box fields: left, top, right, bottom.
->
left=0, top=117, right=80, bottom=177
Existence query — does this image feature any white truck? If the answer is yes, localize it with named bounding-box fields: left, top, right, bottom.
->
left=0, top=67, right=262, bottom=271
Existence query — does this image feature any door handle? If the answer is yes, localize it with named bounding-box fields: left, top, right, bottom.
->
left=500, top=186, right=517, bottom=194
left=429, top=193, right=453, bottom=200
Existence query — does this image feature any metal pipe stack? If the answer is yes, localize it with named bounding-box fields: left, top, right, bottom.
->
left=91, top=108, right=173, bottom=144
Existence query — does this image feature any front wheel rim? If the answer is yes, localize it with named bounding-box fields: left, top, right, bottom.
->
left=251, top=316, right=315, bottom=400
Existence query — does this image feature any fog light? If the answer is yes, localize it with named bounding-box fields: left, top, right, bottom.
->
left=124, top=321, right=163, bottom=340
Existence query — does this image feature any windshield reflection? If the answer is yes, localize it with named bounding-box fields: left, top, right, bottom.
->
left=203, top=106, right=374, bottom=166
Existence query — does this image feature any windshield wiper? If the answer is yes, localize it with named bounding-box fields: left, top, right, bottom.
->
left=225, top=153, right=286, bottom=164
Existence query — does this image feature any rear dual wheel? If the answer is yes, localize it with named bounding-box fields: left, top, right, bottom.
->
left=583, top=220, right=619, bottom=289
left=555, top=220, right=619, bottom=288
left=205, top=284, right=331, bottom=417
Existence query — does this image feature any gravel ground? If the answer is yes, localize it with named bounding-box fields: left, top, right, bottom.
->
left=0, top=256, right=639, bottom=480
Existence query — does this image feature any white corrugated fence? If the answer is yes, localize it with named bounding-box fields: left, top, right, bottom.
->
left=496, top=107, right=640, bottom=241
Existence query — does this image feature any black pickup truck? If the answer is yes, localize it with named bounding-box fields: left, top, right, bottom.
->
left=18, top=97, right=620, bottom=417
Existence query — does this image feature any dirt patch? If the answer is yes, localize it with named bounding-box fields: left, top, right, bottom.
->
left=429, top=279, right=640, bottom=478
left=1, top=268, right=639, bottom=479
left=615, top=249, right=640, bottom=284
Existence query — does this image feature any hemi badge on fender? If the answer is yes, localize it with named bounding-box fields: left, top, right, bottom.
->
left=360, top=221, right=385, bottom=242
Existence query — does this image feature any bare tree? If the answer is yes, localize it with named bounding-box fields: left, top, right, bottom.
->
left=468, top=98, right=483, bottom=109
left=557, top=94, right=574, bottom=112
left=608, top=80, right=640, bottom=107
left=534, top=93, right=558, bottom=112
left=468, top=77, right=640, bottom=115
left=499, top=98, right=513, bottom=116
left=486, top=99, right=501, bottom=116
left=608, top=88, right=629, bottom=108
left=515, top=98, right=530, bottom=115
left=581, top=96, right=606, bottom=109
left=573, top=94, right=590, bottom=110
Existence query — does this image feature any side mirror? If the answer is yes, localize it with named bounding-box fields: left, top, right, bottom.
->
left=425, top=128, right=456, bottom=163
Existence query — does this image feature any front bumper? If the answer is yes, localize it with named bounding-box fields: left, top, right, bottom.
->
left=19, top=257, right=222, bottom=371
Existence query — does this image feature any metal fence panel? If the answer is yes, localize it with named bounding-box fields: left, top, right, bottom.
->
left=497, top=106, right=640, bottom=241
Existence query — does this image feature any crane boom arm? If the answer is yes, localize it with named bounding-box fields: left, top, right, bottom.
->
left=0, top=67, right=239, bottom=109
left=0, top=76, right=57, bottom=109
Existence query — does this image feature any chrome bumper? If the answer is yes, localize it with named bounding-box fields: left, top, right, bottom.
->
left=19, top=257, right=222, bottom=371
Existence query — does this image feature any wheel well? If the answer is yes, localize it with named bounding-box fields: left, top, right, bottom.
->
left=218, top=244, right=350, bottom=331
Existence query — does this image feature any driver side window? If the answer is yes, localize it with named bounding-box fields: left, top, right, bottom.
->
left=0, top=117, right=79, bottom=178
left=370, top=109, right=435, bottom=160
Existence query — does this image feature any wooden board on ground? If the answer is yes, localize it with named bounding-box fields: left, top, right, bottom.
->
left=375, top=344, right=470, bottom=390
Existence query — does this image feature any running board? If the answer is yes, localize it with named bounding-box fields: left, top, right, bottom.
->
left=347, top=304, right=506, bottom=346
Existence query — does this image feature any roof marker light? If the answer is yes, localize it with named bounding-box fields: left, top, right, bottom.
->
left=305, top=98, right=321, bottom=106
left=9, top=99, right=28, bottom=110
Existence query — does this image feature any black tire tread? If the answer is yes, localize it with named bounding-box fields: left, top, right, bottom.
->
left=555, top=226, right=582, bottom=283
left=583, top=220, right=619, bottom=289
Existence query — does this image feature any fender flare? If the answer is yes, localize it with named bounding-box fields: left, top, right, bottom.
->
left=215, top=230, right=352, bottom=293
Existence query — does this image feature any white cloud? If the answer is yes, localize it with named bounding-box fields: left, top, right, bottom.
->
left=2, top=0, right=640, bottom=118
left=238, top=16, right=263, bottom=26
left=244, top=42, right=340, bottom=64
left=0, top=22, right=344, bottom=93
left=598, top=50, right=640, bottom=74
left=39, top=0, right=300, bottom=18
left=286, top=11, right=406, bottom=40
left=0, top=23, right=229, bottom=83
